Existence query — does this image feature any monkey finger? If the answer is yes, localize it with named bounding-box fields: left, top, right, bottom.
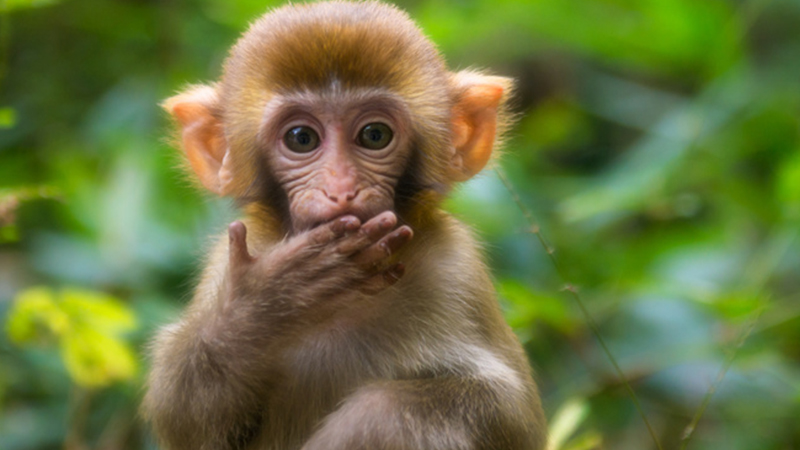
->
left=352, top=225, right=413, bottom=267
left=358, top=263, right=406, bottom=295
left=228, top=221, right=255, bottom=268
left=336, top=211, right=397, bottom=255
left=276, top=217, right=360, bottom=275
left=306, top=215, right=361, bottom=247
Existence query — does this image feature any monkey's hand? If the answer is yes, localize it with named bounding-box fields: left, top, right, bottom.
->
left=226, top=211, right=412, bottom=309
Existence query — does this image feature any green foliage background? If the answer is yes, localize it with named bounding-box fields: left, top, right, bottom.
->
left=1, top=0, right=799, bottom=448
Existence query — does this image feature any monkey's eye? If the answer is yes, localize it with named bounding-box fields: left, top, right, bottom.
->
left=357, top=123, right=393, bottom=150
left=284, top=126, right=320, bottom=153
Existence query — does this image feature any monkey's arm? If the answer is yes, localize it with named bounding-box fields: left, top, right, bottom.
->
left=143, top=213, right=412, bottom=450
left=142, top=298, right=271, bottom=450
left=142, top=224, right=297, bottom=449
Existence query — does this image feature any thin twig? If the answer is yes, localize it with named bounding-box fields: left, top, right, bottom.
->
left=495, top=168, right=664, bottom=450
left=674, top=0, right=777, bottom=444
left=678, top=307, right=764, bottom=449
left=679, top=227, right=794, bottom=448
left=64, top=385, right=91, bottom=450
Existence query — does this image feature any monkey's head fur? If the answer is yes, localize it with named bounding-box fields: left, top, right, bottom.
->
left=165, top=1, right=513, bottom=232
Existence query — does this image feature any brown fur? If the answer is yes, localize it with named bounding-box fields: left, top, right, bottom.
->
left=143, top=2, right=546, bottom=449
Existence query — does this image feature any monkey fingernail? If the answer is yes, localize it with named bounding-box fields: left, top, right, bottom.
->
left=369, top=211, right=397, bottom=230
left=397, top=226, right=413, bottom=239
left=334, top=216, right=361, bottom=235
left=228, top=221, right=246, bottom=242
left=380, top=217, right=393, bottom=229
left=228, top=220, right=249, bottom=258
left=227, top=221, right=255, bottom=265
left=386, top=226, right=413, bottom=250
left=359, top=217, right=395, bottom=243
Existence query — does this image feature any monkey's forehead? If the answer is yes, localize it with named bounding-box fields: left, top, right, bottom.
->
left=222, top=1, right=448, bottom=95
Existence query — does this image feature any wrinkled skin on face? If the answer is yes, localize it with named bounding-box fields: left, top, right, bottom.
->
left=263, top=88, right=413, bottom=232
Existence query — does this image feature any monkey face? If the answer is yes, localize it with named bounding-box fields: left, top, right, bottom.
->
left=261, top=88, right=413, bottom=232
left=163, top=2, right=510, bottom=235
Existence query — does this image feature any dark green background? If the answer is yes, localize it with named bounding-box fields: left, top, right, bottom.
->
left=1, top=0, right=799, bottom=448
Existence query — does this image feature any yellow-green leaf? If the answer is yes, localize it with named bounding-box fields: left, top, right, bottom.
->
left=777, top=149, right=800, bottom=219
left=0, top=108, right=16, bottom=129
left=562, top=432, right=602, bottom=450
left=547, top=398, right=591, bottom=450
left=5, top=286, right=139, bottom=388
left=60, top=288, right=136, bottom=334
left=60, top=328, right=138, bottom=387
left=0, top=225, right=19, bottom=243
left=0, top=0, right=59, bottom=13
left=6, top=287, right=69, bottom=344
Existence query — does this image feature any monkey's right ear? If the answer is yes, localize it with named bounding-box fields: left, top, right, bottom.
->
left=448, top=72, right=512, bottom=182
left=163, top=85, right=232, bottom=195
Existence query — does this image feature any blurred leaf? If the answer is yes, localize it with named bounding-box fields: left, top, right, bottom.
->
left=520, top=97, right=591, bottom=151
left=0, top=224, right=18, bottom=242
left=446, top=173, right=520, bottom=238
left=547, top=397, right=591, bottom=450
left=0, top=186, right=62, bottom=219
left=199, top=0, right=281, bottom=27
left=0, top=107, right=16, bottom=129
left=418, top=0, right=739, bottom=76
left=559, top=69, right=752, bottom=225
left=6, top=287, right=69, bottom=344
left=0, top=186, right=61, bottom=243
left=562, top=432, right=602, bottom=450
left=0, top=371, right=5, bottom=409
left=60, top=328, right=137, bottom=387
left=712, top=292, right=763, bottom=321
left=498, top=279, right=572, bottom=333
left=60, top=287, right=136, bottom=334
left=0, top=0, right=59, bottom=12
left=5, top=286, right=138, bottom=388
left=776, top=148, right=800, bottom=218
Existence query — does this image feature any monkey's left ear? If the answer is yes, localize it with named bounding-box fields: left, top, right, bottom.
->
left=163, top=84, right=233, bottom=196
left=449, top=72, right=512, bottom=182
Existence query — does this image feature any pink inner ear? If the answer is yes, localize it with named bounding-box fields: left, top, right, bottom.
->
left=170, top=101, right=227, bottom=194
left=170, top=102, right=204, bottom=127
left=468, top=85, right=504, bottom=109
left=451, top=84, right=505, bottom=180
left=461, top=112, right=497, bottom=179
left=452, top=118, right=472, bottom=150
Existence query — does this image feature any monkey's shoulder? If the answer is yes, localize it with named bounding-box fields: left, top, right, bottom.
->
left=404, top=213, right=492, bottom=277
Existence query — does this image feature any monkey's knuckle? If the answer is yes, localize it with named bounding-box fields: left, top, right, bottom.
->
left=347, top=228, right=369, bottom=247
left=310, top=229, right=336, bottom=245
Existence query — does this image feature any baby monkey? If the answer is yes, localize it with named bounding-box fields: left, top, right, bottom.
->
left=143, top=1, right=547, bottom=449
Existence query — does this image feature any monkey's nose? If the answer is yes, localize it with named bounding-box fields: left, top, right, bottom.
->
left=324, top=188, right=359, bottom=205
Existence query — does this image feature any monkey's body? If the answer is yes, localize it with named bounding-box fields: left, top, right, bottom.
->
left=150, top=211, right=544, bottom=449
left=143, top=2, right=546, bottom=449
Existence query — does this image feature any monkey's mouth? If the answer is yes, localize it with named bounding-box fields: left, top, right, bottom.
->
left=296, top=205, right=392, bottom=233
left=307, top=211, right=367, bottom=231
